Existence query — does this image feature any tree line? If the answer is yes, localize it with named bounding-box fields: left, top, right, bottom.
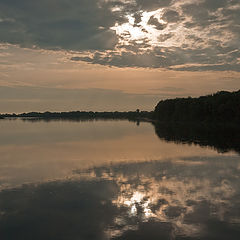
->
left=153, top=90, right=240, bottom=123
left=0, top=110, right=152, bottom=120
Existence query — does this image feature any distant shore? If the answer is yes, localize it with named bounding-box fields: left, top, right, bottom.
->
left=0, top=111, right=153, bottom=121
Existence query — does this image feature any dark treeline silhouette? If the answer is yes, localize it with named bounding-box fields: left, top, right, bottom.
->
left=0, top=110, right=153, bottom=121
left=154, top=90, right=240, bottom=123
left=20, top=118, right=143, bottom=125
left=153, top=122, right=240, bottom=154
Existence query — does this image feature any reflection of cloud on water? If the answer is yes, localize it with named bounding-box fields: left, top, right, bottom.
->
left=75, top=155, right=240, bottom=239
left=0, top=155, right=240, bottom=239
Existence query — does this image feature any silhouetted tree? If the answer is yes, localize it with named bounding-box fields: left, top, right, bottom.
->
left=154, top=90, right=240, bottom=123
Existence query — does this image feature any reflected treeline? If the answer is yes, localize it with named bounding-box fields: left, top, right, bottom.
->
left=153, top=122, right=240, bottom=153
left=0, top=110, right=153, bottom=121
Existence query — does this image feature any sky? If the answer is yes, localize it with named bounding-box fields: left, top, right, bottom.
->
left=0, top=0, right=240, bottom=113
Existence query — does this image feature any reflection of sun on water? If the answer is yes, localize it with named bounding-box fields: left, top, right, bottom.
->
left=122, top=191, right=153, bottom=218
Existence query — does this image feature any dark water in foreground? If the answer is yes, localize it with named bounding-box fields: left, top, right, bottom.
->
left=0, top=119, right=240, bottom=240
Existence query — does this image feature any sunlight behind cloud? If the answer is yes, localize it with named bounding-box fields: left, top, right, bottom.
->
left=111, top=9, right=167, bottom=48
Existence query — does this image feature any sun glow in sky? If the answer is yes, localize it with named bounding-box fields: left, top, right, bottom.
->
left=111, top=9, right=175, bottom=48
left=111, top=10, right=164, bottom=45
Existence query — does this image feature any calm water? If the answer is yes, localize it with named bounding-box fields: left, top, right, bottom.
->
left=0, top=119, right=240, bottom=239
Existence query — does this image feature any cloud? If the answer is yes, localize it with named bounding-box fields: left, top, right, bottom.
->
left=135, top=0, right=173, bottom=11
left=0, top=0, right=125, bottom=50
left=147, top=16, right=167, bottom=30
left=0, top=0, right=239, bottom=71
left=162, top=10, right=180, bottom=23
left=158, top=33, right=174, bottom=42
left=71, top=44, right=240, bottom=71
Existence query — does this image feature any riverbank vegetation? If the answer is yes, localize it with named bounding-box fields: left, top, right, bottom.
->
left=154, top=90, right=240, bottom=123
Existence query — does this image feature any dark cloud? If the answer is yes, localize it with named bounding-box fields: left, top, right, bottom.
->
left=158, top=33, right=174, bottom=42
left=135, top=0, right=173, bottom=11
left=162, top=10, right=180, bottom=23
left=201, top=0, right=229, bottom=10
left=0, top=0, right=125, bottom=50
left=133, top=12, right=142, bottom=26
left=181, top=0, right=239, bottom=30
left=147, top=16, right=167, bottom=30
left=71, top=50, right=170, bottom=68
left=118, top=39, right=151, bottom=53
left=181, top=3, right=216, bottom=29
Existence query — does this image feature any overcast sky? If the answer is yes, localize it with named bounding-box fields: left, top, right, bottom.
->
left=0, top=0, right=239, bottom=112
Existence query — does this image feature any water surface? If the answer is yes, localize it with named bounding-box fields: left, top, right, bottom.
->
left=0, top=119, right=239, bottom=239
